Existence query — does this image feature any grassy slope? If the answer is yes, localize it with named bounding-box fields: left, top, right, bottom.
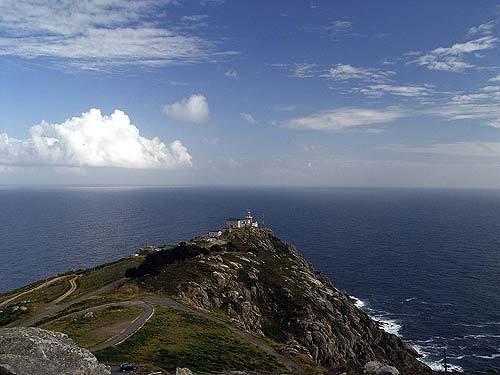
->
left=41, top=305, right=143, bottom=348
left=0, top=277, right=73, bottom=327
left=70, top=256, right=144, bottom=299
left=96, top=307, right=285, bottom=374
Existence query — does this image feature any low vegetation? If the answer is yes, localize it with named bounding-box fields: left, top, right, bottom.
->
left=126, top=242, right=222, bottom=278
left=96, top=307, right=284, bottom=373
left=70, top=256, right=144, bottom=299
left=41, top=305, right=143, bottom=348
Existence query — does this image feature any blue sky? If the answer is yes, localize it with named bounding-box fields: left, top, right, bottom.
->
left=0, top=0, right=499, bottom=187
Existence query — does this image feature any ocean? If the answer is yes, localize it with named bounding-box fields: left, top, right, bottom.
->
left=0, top=187, right=499, bottom=372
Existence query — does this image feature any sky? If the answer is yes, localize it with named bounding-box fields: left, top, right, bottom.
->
left=0, top=0, right=499, bottom=187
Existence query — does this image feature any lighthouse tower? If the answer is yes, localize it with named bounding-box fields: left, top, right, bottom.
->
left=245, top=209, right=259, bottom=228
left=224, top=209, right=259, bottom=229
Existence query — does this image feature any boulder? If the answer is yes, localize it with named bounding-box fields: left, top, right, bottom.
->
left=83, top=311, right=96, bottom=319
left=0, top=327, right=110, bottom=375
left=364, top=361, right=400, bottom=375
left=175, top=368, right=193, bottom=375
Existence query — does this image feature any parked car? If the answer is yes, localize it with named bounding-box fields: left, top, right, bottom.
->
left=119, top=363, right=137, bottom=372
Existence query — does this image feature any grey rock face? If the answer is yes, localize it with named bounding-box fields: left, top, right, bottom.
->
left=164, top=229, right=432, bottom=374
left=0, top=327, right=110, bottom=375
left=364, top=361, right=400, bottom=374
left=175, top=368, right=194, bottom=375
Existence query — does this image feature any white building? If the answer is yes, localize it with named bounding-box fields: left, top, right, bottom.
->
left=225, top=209, right=258, bottom=229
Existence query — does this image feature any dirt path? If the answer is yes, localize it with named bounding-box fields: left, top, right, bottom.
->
left=0, top=275, right=72, bottom=308
left=52, top=276, right=78, bottom=304
left=20, top=278, right=129, bottom=327
left=19, top=279, right=300, bottom=373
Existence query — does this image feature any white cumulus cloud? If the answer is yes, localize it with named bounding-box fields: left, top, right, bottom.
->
left=0, top=109, right=192, bottom=169
left=287, top=108, right=404, bottom=132
left=163, top=95, right=210, bottom=124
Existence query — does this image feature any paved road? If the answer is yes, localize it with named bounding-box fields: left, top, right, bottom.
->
left=19, top=278, right=300, bottom=373
left=0, top=275, right=72, bottom=308
left=52, top=276, right=79, bottom=304
left=88, top=301, right=154, bottom=352
left=37, top=300, right=154, bottom=352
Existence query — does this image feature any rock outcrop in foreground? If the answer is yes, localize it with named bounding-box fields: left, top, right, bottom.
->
left=129, top=228, right=433, bottom=374
left=0, top=327, right=110, bottom=375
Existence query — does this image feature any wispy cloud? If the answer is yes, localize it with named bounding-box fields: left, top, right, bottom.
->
left=225, top=69, right=239, bottom=80
left=0, top=0, right=219, bottom=69
left=409, top=21, right=498, bottom=72
left=302, top=19, right=356, bottom=40
left=429, top=85, right=500, bottom=126
left=323, top=64, right=395, bottom=82
left=287, top=108, right=405, bottom=132
left=0, top=109, right=192, bottom=169
left=382, top=142, right=500, bottom=157
left=466, top=20, right=496, bottom=38
left=200, top=0, right=225, bottom=5
left=241, top=112, right=257, bottom=124
left=323, top=20, right=353, bottom=38
left=182, top=14, right=209, bottom=22
left=290, top=63, right=319, bottom=78
left=352, top=84, right=434, bottom=97
left=180, top=14, right=209, bottom=29
left=163, top=95, right=210, bottom=124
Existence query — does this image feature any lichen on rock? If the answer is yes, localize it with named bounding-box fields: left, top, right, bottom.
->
left=0, top=327, right=110, bottom=375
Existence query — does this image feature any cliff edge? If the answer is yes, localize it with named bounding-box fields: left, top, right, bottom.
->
left=127, top=227, right=432, bottom=374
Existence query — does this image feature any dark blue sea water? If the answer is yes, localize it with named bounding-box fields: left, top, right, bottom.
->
left=1, top=187, right=499, bottom=372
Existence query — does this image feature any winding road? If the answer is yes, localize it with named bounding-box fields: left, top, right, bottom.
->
left=16, top=278, right=300, bottom=373
left=20, top=278, right=129, bottom=327
left=52, top=276, right=79, bottom=304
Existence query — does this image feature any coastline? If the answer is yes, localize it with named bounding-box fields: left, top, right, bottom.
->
left=350, top=295, right=464, bottom=373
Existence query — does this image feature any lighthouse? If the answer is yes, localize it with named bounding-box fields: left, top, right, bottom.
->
left=224, top=209, right=259, bottom=229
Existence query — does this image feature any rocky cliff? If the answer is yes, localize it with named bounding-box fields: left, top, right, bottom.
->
left=128, top=227, right=432, bottom=374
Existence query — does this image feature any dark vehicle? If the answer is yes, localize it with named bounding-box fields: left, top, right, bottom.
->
left=119, top=363, right=137, bottom=372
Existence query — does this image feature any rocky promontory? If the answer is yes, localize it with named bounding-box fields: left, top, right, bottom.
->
left=0, top=226, right=439, bottom=374
left=126, top=227, right=432, bottom=374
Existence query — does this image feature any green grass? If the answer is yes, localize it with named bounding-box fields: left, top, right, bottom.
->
left=0, top=277, right=74, bottom=327
left=70, top=256, right=144, bottom=299
left=96, top=307, right=284, bottom=373
left=0, top=274, right=73, bottom=305
left=0, top=308, right=22, bottom=326
left=41, top=305, right=143, bottom=348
